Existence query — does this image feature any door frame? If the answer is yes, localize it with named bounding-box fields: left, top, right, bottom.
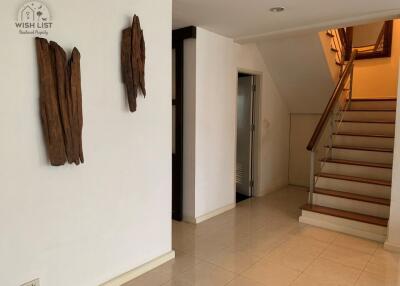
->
left=235, top=70, right=262, bottom=198
left=172, top=26, right=196, bottom=221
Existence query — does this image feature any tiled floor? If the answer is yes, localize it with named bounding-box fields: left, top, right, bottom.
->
left=124, top=187, right=400, bottom=286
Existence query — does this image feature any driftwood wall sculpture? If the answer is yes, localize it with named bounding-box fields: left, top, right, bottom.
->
left=35, top=37, right=84, bottom=166
left=121, top=15, right=146, bottom=112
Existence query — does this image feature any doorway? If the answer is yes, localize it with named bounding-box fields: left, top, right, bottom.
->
left=236, top=73, right=256, bottom=203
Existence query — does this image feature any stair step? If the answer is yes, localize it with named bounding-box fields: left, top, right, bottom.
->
left=314, top=188, right=390, bottom=206
left=318, top=172, right=391, bottom=186
left=301, top=204, right=388, bottom=226
left=322, top=158, right=392, bottom=169
left=348, top=98, right=397, bottom=102
left=330, top=145, right=393, bottom=153
left=337, top=120, right=395, bottom=124
left=334, top=132, right=394, bottom=138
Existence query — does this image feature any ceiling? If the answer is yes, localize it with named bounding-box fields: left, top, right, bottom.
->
left=173, top=0, right=400, bottom=41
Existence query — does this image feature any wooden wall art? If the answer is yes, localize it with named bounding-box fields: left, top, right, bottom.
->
left=35, top=37, right=84, bottom=166
left=121, top=15, right=146, bottom=112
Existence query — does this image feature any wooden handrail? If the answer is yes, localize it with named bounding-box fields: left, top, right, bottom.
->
left=306, top=50, right=358, bottom=151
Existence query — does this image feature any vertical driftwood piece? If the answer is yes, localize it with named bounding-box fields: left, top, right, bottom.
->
left=139, top=28, right=146, bottom=96
left=122, top=15, right=146, bottom=112
left=50, top=41, right=74, bottom=164
left=35, top=37, right=67, bottom=166
left=121, top=28, right=137, bottom=112
left=69, top=48, right=84, bottom=165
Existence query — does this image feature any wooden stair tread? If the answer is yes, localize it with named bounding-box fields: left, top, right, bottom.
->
left=329, top=144, right=393, bottom=153
left=333, top=132, right=394, bottom=138
left=314, top=188, right=390, bottom=206
left=347, top=108, right=396, bottom=111
left=301, top=204, right=388, bottom=226
left=347, top=98, right=397, bottom=102
left=322, top=158, right=392, bottom=169
left=337, top=120, right=395, bottom=124
left=318, top=172, right=391, bottom=186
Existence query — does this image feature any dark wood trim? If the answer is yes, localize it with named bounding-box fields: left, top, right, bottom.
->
left=306, top=51, right=357, bottom=151
left=345, top=21, right=393, bottom=60
left=171, top=26, right=196, bottom=221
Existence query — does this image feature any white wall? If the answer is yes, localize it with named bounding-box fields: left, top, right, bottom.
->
left=289, top=114, right=321, bottom=187
left=0, top=1, right=172, bottom=286
left=235, top=43, right=290, bottom=195
left=386, top=60, right=400, bottom=250
left=256, top=33, right=335, bottom=113
left=194, top=28, right=236, bottom=217
left=183, top=39, right=197, bottom=219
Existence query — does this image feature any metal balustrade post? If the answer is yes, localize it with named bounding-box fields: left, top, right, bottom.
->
left=309, top=151, right=315, bottom=205
left=349, top=65, right=354, bottom=107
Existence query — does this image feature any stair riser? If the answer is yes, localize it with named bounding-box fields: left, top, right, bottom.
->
left=321, top=162, right=392, bottom=181
left=343, top=111, right=396, bottom=121
left=300, top=210, right=387, bottom=242
left=331, top=148, right=393, bottom=164
left=349, top=100, right=397, bottom=110
left=338, top=122, right=395, bottom=136
left=333, top=135, right=394, bottom=149
left=316, top=177, right=391, bottom=199
left=313, top=193, right=390, bottom=218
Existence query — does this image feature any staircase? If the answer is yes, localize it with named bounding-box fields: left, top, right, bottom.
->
left=300, top=97, right=396, bottom=242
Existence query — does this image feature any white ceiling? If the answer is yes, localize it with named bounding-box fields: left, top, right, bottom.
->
left=173, top=0, right=400, bottom=41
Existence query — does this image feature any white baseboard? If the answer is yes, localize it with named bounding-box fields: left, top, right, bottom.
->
left=299, top=213, right=386, bottom=242
left=100, top=251, right=175, bottom=286
left=384, top=241, right=400, bottom=252
left=184, top=203, right=235, bottom=224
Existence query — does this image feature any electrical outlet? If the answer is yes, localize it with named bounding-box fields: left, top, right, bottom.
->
left=21, top=279, right=40, bottom=286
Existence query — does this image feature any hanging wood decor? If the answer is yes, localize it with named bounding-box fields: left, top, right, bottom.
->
left=121, top=14, right=146, bottom=112
left=35, top=37, right=84, bottom=166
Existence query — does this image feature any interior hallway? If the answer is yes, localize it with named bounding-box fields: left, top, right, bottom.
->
left=124, top=187, right=400, bottom=286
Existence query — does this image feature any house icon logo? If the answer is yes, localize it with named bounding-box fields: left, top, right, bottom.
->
left=15, top=1, right=53, bottom=36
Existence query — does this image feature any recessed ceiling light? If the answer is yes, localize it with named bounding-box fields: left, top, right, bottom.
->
left=269, top=7, right=285, bottom=12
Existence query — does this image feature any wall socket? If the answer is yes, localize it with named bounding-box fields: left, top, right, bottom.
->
left=21, top=279, right=40, bottom=286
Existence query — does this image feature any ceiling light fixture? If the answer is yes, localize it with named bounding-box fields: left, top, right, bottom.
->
left=269, top=7, right=285, bottom=12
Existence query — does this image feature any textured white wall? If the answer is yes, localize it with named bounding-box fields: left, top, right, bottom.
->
left=0, top=0, right=172, bottom=285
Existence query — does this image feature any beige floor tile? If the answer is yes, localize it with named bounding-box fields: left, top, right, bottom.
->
left=278, top=234, right=329, bottom=257
left=292, top=273, right=350, bottom=286
left=295, top=226, right=338, bottom=243
left=321, top=244, right=372, bottom=270
left=333, top=234, right=378, bottom=254
left=123, top=268, right=173, bottom=286
left=201, top=247, right=262, bottom=274
left=156, top=250, right=200, bottom=277
left=260, top=244, right=317, bottom=272
left=242, top=260, right=300, bottom=286
left=304, top=258, right=362, bottom=286
left=355, top=271, right=400, bottom=286
left=174, top=261, right=236, bottom=286
left=225, top=275, right=266, bottom=286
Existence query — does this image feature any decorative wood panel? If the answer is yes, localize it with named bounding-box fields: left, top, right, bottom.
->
left=121, top=15, right=146, bottom=112
left=35, top=37, right=84, bottom=166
